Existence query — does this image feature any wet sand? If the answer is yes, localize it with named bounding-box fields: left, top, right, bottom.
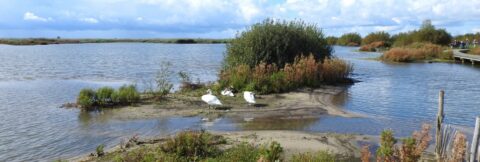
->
left=72, top=130, right=376, bottom=162
left=97, top=86, right=361, bottom=121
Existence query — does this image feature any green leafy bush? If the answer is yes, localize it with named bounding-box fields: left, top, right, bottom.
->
left=261, top=141, right=283, bottom=162
left=77, top=88, right=96, bottom=109
left=117, top=85, right=140, bottom=104
left=161, top=130, right=225, bottom=161
left=376, top=130, right=397, bottom=161
left=224, top=18, right=332, bottom=68
left=391, top=20, right=452, bottom=47
left=154, top=62, right=174, bottom=99
left=337, top=32, right=362, bottom=46
left=96, top=87, right=114, bottom=106
left=211, top=143, right=261, bottom=162
left=96, top=144, right=105, bottom=157
left=326, top=36, right=338, bottom=45
left=76, top=85, right=139, bottom=109
left=362, top=31, right=391, bottom=45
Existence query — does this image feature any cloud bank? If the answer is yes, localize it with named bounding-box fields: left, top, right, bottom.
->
left=0, top=0, right=479, bottom=38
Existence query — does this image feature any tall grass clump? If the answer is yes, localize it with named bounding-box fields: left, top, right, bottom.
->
left=77, top=88, right=96, bottom=109
left=76, top=85, right=140, bottom=109
left=219, top=54, right=353, bottom=94
left=161, top=130, right=225, bottom=161
left=381, top=43, right=447, bottom=62
left=337, top=32, right=362, bottom=46
left=96, top=87, right=115, bottom=106
left=116, top=85, right=140, bottom=104
left=291, top=150, right=356, bottom=162
left=224, top=18, right=332, bottom=68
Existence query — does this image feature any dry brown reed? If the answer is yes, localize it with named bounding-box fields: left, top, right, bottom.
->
left=381, top=43, right=443, bottom=62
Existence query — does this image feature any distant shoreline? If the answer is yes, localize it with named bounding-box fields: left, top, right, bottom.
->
left=0, top=38, right=231, bottom=45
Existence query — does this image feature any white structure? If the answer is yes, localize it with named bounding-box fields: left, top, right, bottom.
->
left=243, top=91, right=256, bottom=105
left=201, top=89, right=222, bottom=109
left=221, top=88, right=234, bottom=97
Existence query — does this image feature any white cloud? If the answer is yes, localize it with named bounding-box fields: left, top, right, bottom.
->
left=23, top=12, right=52, bottom=22
left=6, top=0, right=480, bottom=38
left=80, top=17, right=99, bottom=24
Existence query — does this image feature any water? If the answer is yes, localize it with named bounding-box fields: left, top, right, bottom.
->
left=0, top=44, right=479, bottom=161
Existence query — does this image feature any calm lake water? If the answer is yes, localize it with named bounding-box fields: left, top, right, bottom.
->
left=0, top=43, right=479, bottom=161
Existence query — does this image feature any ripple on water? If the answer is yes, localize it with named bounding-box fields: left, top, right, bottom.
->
left=1, top=45, right=480, bottom=161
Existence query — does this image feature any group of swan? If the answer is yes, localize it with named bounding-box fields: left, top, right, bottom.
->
left=201, top=88, right=255, bottom=109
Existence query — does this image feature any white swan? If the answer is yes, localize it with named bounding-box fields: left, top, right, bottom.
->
left=201, top=89, right=222, bottom=109
left=221, top=88, right=234, bottom=97
left=243, top=91, right=256, bottom=105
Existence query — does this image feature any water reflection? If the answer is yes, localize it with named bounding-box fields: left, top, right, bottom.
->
left=240, top=117, right=320, bottom=130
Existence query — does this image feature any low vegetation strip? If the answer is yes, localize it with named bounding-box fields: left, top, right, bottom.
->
left=77, top=85, right=140, bottom=110
left=0, top=38, right=230, bottom=45
left=218, top=54, right=353, bottom=94
left=380, top=43, right=452, bottom=62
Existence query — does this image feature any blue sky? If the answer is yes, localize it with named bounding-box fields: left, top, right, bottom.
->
left=0, top=0, right=479, bottom=38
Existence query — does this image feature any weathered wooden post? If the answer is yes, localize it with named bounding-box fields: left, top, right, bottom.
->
left=436, top=90, right=445, bottom=160
left=470, top=116, right=480, bottom=162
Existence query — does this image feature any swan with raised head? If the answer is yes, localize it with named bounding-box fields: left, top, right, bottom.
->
left=243, top=91, right=256, bottom=105
left=221, top=88, right=235, bottom=97
left=201, top=89, right=222, bottom=109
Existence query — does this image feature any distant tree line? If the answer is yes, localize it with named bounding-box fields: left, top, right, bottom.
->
left=328, top=20, right=456, bottom=49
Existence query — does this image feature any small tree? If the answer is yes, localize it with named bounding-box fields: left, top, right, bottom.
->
left=337, top=32, right=362, bottom=46
left=362, top=31, right=391, bottom=45
left=224, top=18, right=332, bottom=68
left=155, top=62, right=173, bottom=99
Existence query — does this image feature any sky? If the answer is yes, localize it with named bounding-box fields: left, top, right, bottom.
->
left=0, top=0, right=479, bottom=38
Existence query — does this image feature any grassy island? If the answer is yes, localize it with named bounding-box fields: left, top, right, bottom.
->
left=0, top=38, right=230, bottom=45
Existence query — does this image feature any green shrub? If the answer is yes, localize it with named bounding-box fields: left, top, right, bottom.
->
left=96, top=87, right=115, bottom=106
left=77, top=85, right=140, bottom=109
left=96, top=144, right=105, bottom=157
left=261, top=141, right=283, bottom=162
left=211, top=143, right=261, bottom=162
left=337, top=32, right=362, bottom=46
left=154, top=62, right=173, bottom=99
left=455, top=32, right=480, bottom=42
left=224, top=18, right=332, bottom=68
left=161, top=130, right=224, bottom=161
left=377, top=130, right=397, bottom=161
left=392, top=20, right=452, bottom=47
left=326, top=36, right=338, bottom=45
left=77, top=88, right=96, bottom=109
left=392, top=32, right=415, bottom=47
left=117, top=85, right=140, bottom=105
left=362, top=31, right=391, bottom=45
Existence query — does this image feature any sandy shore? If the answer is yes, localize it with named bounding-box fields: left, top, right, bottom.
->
left=69, top=86, right=369, bottom=161
left=95, top=86, right=361, bottom=121
left=215, top=130, right=375, bottom=159
left=71, top=130, right=377, bottom=162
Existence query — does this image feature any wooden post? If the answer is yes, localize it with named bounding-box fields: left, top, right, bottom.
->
left=470, top=116, right=480, bottom=162
left=436, top=90, right=445, bottom=160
